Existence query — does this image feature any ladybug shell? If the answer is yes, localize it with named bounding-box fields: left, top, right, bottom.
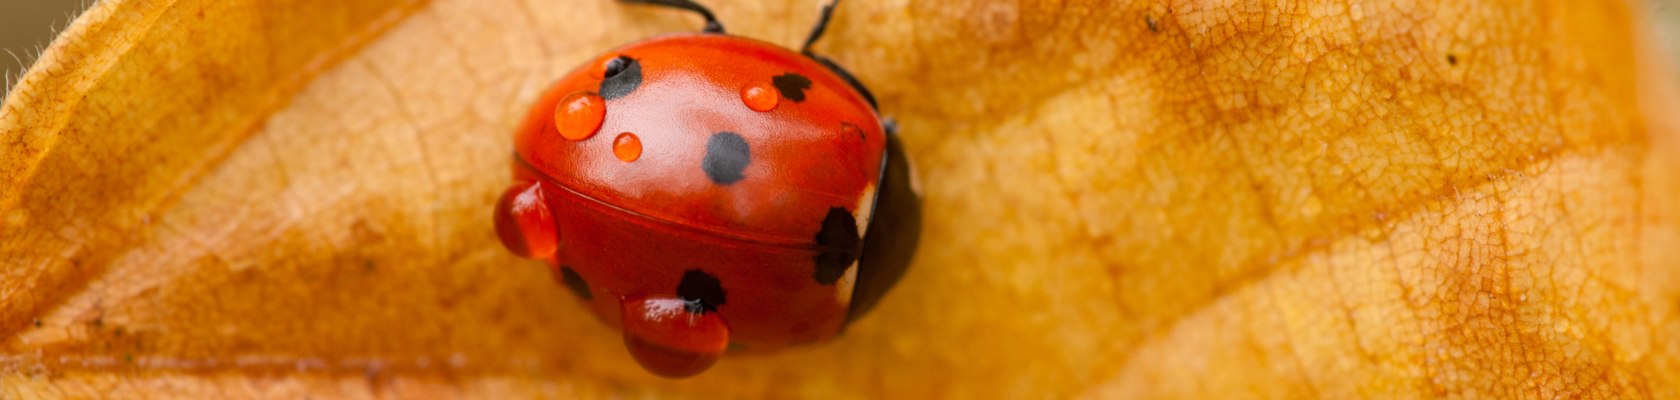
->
left=513, top=34, right=887, bottom=351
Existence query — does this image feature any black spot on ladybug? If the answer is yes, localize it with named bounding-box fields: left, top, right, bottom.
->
left=599, top=55, right=642, bottom=100
left=813, top=207, right=860, bottom=285
left=702, top=132, right=750, bottom=185
left=677, top=269, right=726, bottom=313
left=559, top=266, right=592, bottom=300
left=772, top=73, right=812, bottom=102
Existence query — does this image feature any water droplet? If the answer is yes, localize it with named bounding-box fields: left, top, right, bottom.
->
left=613, top=132, right=642, bottom=162
left=841, top=122, right=864, bottom=140
left=741, top=82, right=779, bottom=112
left=556, top=91, right=605, bottom=141
left=494, top=183, right=558, bottom=259
left=835, top=123, right=872, bottom=178
left=619, top=295, right=729, bottom=378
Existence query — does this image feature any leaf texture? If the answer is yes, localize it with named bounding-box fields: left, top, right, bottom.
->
left=3, top=0, right=1680, bottom=398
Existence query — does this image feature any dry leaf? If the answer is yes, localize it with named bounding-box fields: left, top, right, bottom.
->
left=4, top=0, right=1680, bottom=398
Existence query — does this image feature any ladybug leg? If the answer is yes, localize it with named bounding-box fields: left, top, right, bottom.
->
left=493, top=181, right=559, bottom=259
left=618, top=295, right=730, bottom=378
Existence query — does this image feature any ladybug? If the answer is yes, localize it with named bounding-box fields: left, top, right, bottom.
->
left=493, top=0, right=920, bottom=378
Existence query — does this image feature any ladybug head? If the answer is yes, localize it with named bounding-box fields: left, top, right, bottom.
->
left=848, top=120, right=920, bottom=321
left=621, top=0, right=881, bottom=110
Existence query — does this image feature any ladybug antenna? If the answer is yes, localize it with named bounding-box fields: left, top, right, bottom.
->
left=799, top=0, right=880, bottom=111
left=619, top=0, right=725, bottom=34
left=799, top=0, right=838, bottom=54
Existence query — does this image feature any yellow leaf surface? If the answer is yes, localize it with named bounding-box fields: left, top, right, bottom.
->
left=5, top=0, right=1680, bottom=398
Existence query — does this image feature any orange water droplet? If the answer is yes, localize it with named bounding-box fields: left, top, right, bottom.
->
left=619, top=295, right=729, bottom=378
left=741, top=82, right=779, bottom=112
left=841, top=122, right=865, bottom=141
left=493, top=182, right=558, bottom=259
left=838, top=123, right=871, bottom=179
left=613, top=132, right=643, bottom=162
left=556, top=91, right=606, bottom=141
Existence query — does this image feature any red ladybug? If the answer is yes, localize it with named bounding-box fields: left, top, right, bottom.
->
left=493, top=0, right=920, bottom=378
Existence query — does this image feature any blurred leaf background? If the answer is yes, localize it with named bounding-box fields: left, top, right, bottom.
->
left=0, top=0, right=90, bottom=94
left=8, top=0, right=1680, bottom=93
left=4, top=0, right=1680, bottom=397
